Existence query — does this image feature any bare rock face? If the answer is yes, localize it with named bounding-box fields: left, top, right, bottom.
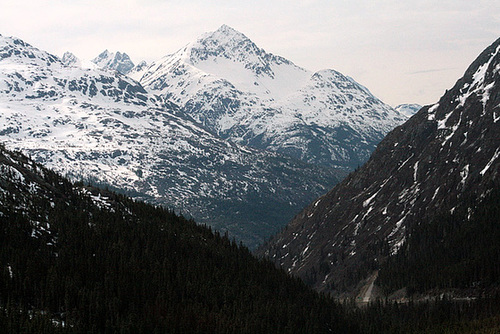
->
left=258, top=38, right=500, bottom=296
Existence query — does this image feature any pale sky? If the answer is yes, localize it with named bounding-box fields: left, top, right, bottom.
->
left=1, top=0, right=499, bottom=107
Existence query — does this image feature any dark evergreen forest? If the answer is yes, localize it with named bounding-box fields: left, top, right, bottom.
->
left=0, top=147, right=355, bottom=333
left=1, top=146, right=499, bottom=333
left=377, top=186, right=500, bottom=295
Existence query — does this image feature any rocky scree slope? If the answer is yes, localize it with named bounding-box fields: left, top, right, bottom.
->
left=258, top=37, right=500, bottom=295
left=0, top=33, right=342, bottom=249
left=138, top=25, right=407, bottom=170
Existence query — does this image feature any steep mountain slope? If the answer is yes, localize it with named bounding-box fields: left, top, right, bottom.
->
left=0, top=33, right=342, bottom=248
left=259, top=38, right=500, bottom=295
left=0, top=145, right=356, bottom=333
left=376, top=186, right=500, bottom=296
left=394, top=103, right=421, bottom=117
left=139, top=25, right=407, bottom=169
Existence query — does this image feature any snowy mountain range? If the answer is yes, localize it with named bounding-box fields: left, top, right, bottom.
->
left=0, top=33, right=342, bottom=248
left=137, top=25, right=408, bottom=169
left=259, top=37, right=500, bottom=295
left=62, top=49, right=139, bottom=75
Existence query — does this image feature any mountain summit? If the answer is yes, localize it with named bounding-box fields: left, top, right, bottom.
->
left=187, top=24, right=301, bottom=86
left=258, top=37, right=500, bottom=295
left=139, top=25, right=407, bottom=170
left=92, top=49, right=135, bottom=74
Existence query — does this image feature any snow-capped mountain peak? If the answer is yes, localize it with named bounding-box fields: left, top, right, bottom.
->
left=92, top=49, right=112, bottom=65
left=0, top=34, right=60, bottom=67
left=140, top=25, right=406, bottom=170
left=194, top=24, right=250, bottom=52
left=189, top=24, right=263, bottom=65
left=62, top=51, right=78, bottom=66
left=142, top=24, right=310, bottom=101
left=192, top=25, right=307, bottom=88
left=92, top=49, right=135, bottom=75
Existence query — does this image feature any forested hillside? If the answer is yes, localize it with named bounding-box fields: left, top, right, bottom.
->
left=377, top=186, right=500, bottom=295
left=1, top=134, right=500, bottom=333
left=0, top=145, right=355, bottom=333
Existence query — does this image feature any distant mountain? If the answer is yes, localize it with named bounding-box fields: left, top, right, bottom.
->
left=61, top=51, right=99, bottom=70
left=61, top=51, right=79, bottom=66
left=139, top=25, right=407, bottom=170
left=394, top=103, right=422, bottom=117
left=0, top=144, right=355, bottom=333
left=92, top=49, right=135, bottom=74
left=259, top=38, right=500, bottom=297
left=0, top=33, right=343, bottom=248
